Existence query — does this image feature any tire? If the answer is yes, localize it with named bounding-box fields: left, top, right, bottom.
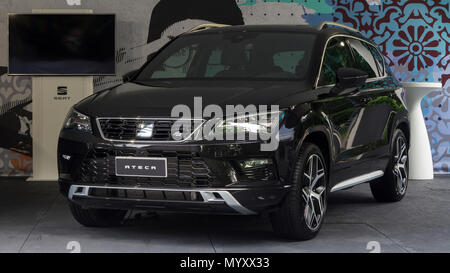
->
left=270, top=143, right=328, bottom=240
left=69, top=202, right=127, bottom=227
left=370, top=129, right=409, bottom=202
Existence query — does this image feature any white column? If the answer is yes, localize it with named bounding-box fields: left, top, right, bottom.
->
left=402, top=82, right=442, bottom=180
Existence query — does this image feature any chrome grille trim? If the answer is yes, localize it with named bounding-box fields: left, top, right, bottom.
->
left=96, top=117, right=205, bottom=143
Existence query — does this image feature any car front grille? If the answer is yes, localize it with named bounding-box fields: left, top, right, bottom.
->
left=78, top=145, right=217, bottom=188
left=97, top=118, right=201, bottom=142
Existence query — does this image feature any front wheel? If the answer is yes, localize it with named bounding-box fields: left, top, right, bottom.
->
left=270, top=143, right=328, bottom=240
left=370, top=129, right=409, bottom=202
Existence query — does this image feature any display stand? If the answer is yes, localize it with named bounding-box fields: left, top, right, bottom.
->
left=27, top=9, right=94, bottom=182
left=402, top=82, right=442, bottom=180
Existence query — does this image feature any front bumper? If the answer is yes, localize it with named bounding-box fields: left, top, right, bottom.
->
left=58, top=129, right=294, bottom=214
left=67, top=184, right=289, bottom=215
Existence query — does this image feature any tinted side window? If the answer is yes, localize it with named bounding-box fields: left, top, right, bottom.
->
left=348, top=39, right=378, bottom=78
left=319, top=37, right=354, bottom=86
left=368, top=44, right=385, bottom=76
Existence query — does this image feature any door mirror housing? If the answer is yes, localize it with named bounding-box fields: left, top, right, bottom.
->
left=331, top=67, right=368, bottom=95
left=122, top=69, right=139, bottom=82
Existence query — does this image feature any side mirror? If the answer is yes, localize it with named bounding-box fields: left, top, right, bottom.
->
left=331, top=67, right=368, bottom=95
left=122, top=69, right=139, bottom=82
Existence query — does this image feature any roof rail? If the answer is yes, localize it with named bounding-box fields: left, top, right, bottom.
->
left=318, top=21, right=360, bottom=33
left=189, top=23, right=230, bottom=33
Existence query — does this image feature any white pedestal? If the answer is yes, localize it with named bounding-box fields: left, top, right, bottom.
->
left=27, top=77, right=93, bottom=181
left=403, top=82, right=442, bottom=180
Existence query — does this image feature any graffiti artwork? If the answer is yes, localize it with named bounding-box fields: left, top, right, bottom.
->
left=147, top=0, right=244, bottom=44
left=0, top=74, right=32, bottom=175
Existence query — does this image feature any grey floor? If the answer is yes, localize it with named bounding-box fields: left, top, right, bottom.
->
left=0, top=176, right=449, bottom=253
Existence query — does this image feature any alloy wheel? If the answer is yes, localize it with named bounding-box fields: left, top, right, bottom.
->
left=302, top=154, right=326, bottom=231
left=393, top=136, right=408, bottom=195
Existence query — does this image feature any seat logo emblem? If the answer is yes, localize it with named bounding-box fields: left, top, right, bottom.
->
left=136, top=121, right=154, bottom=139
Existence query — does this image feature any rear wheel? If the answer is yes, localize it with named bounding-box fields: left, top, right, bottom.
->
left=370, top=129, right=409, bottom=202
left=69, top=202, right=127, bottom=227
left=270, top=143, right=327, bottom=240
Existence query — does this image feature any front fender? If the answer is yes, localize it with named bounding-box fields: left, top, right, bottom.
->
left=282, top=106, right=334, bottom=185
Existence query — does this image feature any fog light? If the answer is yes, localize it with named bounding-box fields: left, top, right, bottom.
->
left=62, top=154, right=71, bottom=160
left=239, top=158, right=272, bottom=169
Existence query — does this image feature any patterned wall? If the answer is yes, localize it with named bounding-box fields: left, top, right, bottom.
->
left=0, top=0, right=448, bottom=175
left=0, top=74, right=32, bottom=176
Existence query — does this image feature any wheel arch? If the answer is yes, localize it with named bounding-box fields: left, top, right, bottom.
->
left=293, top=124, right=334, bottom=186
left=302, top=130, right=331, bottom=171
left=388, top=112, right=410, bottom=154
left=396, top=121, right=410, bottom=146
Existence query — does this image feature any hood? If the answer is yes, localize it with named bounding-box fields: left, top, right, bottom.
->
left=75, top=80, right=311, bottom=117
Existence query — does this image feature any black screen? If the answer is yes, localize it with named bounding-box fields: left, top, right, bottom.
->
left=8, top=14, right=115, bottom=75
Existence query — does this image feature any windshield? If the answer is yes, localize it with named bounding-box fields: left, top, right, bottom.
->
left=136, top=31, right=316, bottom=81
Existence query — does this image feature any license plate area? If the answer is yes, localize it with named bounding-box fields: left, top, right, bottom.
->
left=115, top=157, right=167, bottom=178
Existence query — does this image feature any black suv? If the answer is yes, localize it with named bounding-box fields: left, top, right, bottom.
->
left=58, top=23, right=409, bottom=240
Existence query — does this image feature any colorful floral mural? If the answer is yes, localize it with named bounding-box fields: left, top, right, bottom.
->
left=327, top=0, right=449, bottom=172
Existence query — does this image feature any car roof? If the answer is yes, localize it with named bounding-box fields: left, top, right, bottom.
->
left=189, top=24, right=321, bottom=34
left=182, top=24, right=375, bottom=46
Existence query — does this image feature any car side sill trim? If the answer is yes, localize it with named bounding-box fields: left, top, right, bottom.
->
left=68, top=185, right=257, bottom=215
left=330, top=170, right=384, bottom=192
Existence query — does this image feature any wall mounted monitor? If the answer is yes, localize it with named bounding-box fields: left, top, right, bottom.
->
left=8, top=14, right=115, bottom=75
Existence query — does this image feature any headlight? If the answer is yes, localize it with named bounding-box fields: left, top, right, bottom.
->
left=205, top=111, right=284, bottom=141
left=63, top=108, right=92, bottom=133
